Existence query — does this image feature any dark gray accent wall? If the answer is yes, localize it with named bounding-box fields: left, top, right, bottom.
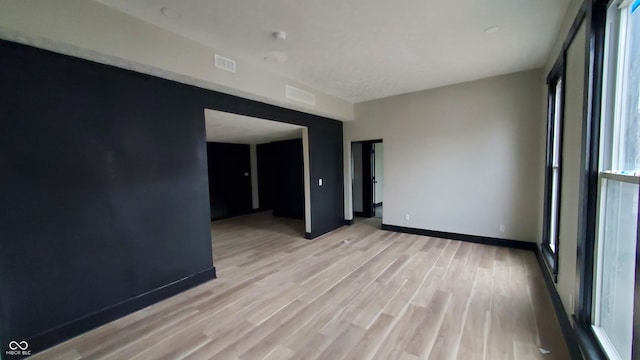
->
left=0, top=40, right=216, bottom=355
left=0, top=40, right=344, bottom=355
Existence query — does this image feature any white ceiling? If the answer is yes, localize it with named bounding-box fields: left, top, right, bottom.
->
left=204, top=109, right=303, bottom=144
left=96, top=0, right=570, bottom=103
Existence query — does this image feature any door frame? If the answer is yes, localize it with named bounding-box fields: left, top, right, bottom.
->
left=352, top=139, right=382, bottom=218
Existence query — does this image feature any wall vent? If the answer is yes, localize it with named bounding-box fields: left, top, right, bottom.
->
left=285, top=85, right=316, bottom=106
left=214, top=54, right=236, bottom=73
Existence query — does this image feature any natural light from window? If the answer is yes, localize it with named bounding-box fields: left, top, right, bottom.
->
left=592, top=1, right=639, bottom=359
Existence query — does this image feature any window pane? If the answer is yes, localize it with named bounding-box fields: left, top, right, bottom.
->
left=616, top=6, right=640, bottom=172
left=594, top=180, right=639, bottom=360
left=552, top=80, right=563, bottom=167
left=600, top=3, right=621, bottom=171
left=546, top=76, right=562, bottom=255
left=549, top=168, right=560, bottom=252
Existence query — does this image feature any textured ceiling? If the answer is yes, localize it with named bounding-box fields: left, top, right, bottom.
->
left=96, top=0, right=570, bottom=102
left=204, top=110, right=303, bottom=144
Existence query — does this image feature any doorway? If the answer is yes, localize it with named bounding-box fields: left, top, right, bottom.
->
left=373, top=141, right=383, bottom=218
left=203, top=109, right=311, bottom=236
left=351, top=139, right=383, bottom=219
left=206, top=142, right=252, bottom=220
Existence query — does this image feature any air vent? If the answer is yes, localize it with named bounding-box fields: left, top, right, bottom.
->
left=285, top=85, right=316, bottom=106
left=214, top=54, right=236, bottom=73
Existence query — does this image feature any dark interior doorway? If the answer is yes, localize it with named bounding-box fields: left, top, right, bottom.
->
left=352, top=139, right=383, bottom=218
left=206, top=139, right=305, bottom=222
left=207, top=142, right=253, bottom=220
left=257, top=138, right=305, bottom=220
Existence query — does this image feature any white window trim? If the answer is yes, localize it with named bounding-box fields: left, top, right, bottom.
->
left=600, top=171, right=640, bottom=184
left=592, top=325, right=624, bottom=360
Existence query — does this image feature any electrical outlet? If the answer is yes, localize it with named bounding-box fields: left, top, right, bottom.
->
left=570, top=294, right=574, bottom=314
left=499, top=224, right=505, bottom=232
left=405, top=213, right=410, bottom=221
left=319, top=178, right=323, bottom=186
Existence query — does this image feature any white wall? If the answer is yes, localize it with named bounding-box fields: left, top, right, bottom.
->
left=539, top=0, right=587, bottom=318
left=555, top=22, right=586, bottom=318
left=0, top=0, right=353, bottom=121
left=543, top=0, right=585, bottom=74
left=374, top=142, right=384, bottom=204
left=344, top=69, right=544, bottom=242
left=536, top=0, right=584, bottom=247
left=352, top=143, right=364, bottom=213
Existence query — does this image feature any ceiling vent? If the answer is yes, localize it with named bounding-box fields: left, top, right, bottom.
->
left=285, top=85, right=316, bottom=106
left=214, top=54, right=236, bottom=73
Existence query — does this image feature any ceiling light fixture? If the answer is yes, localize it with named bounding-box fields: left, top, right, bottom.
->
left=484, top=26, right=500, bottom=34
left=160, top=7, right=180, bottom=18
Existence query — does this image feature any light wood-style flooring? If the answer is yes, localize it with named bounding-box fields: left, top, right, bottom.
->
left=32, top=211, right=570, bottom=360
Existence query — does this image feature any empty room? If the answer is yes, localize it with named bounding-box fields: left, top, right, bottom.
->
left=1, top=0, right=638, bottom=359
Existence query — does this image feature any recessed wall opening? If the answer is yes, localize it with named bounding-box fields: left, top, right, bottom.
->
left=203, top=109, right=311, bottom=265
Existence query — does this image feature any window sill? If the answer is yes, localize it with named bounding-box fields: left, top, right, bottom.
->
left=540, top=243, right=558, bottom=282
left=574, top=318, right=609, bottom=360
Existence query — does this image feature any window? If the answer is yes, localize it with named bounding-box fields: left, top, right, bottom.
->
left=542, top=60, right=564, bottom=278
left=592, top=1, right=640, bottom=359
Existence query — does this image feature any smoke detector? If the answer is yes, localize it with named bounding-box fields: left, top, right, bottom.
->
left=484, top=26, right=500, bottom=34
left=160, top=7, right=180, bottom=18
left=273, top=31, right=287, bottom=40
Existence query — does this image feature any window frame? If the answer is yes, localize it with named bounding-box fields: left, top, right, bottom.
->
left=575, top=0, right=640, bottom=359
left=591, top=1, right=640, bottom=359
left=542, top=55, right=566, bottom=281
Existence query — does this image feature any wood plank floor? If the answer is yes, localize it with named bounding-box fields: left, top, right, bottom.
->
left=32, top=211, right=570, bottom=360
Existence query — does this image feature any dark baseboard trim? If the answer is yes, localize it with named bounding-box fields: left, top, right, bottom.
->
left=305, top=224, right=343, bottom=239
left=381, top=224, right=537, bottom=251
left=28, top=267, right=216, bottom=356
left=374, top=202, right=382, bottom=208
left=534, top=248, right=582, bottom=360
left=343, top=219, right=354, bottom=225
